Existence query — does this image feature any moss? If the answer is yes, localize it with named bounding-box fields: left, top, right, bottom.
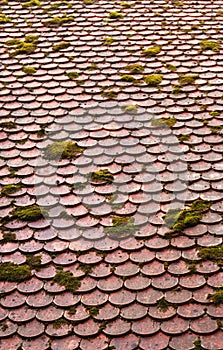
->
left=199, top=40, right=220, bottom=52
left=178, top=74, right=198, bottom=85
left=120, top=1, right=131, bottom=7
left=164, top=200, right=211, bottom=235
left=0, top=13, right=11, bottom=23
left=151, top=117, right=176, bottom=128
left=105, top=216, right=137, bottom=238
left=22, top=0, right=40, bottom=7
left=198, top=245, right=223, bottom=263
left=157, top=297, right=171, bottom=312
left=120, top=74, right=137, bottom=82
left=193, top=338, right=202, bottom=350
left=125, top=63, right=144, bottom=74
left=90, top=169, right=114, bottom=184
left=83, top=0, right=95, bottom=4
left=86, top=306, right=101, bottom=316
left=44, top=141, right=84, bottom=160
left=66, top=71, right=79, bottom=79
left=207, top=290, right=223, bottom=305
left=52, top=41, right=70, bottom=51
left=87, top=63, right=98, bottom=70
left=102, top=90, right=118, bottom=99
left=26, top=254, right=42, bottom=269
left=177, top=134, right=190, bottom=142
left=210, top=126, right=223, bottom=134
left=0, top=121, right=16, bottom=129
left=67, top=306, right=76, bottom=315
left=77, top=263, right=93, bottom=274
left=143, top=74, right=163, bottom=86
left=108, top=11, right=123, bottom=19
left=53, top=270, right=81, bottom=292
left=42, top=1, right=70, bottom=13
left=209, top=111, right=221, bottom=117
left=1, top=232, right=16, bottom=243
left=45, top=15, right=74, bottom=26
left=188, top=263, right=197, bottom=273
left=172, top=86, right=183, bottom=94
left=0, top=323, right=8, bottom=332
left=123, top=104, right=138, bottom=113
left=10, top=204, right=46, bottom=222
left=1, top=184, right=21, bottom=197
left=142, top=46, right=161, bottom=56
left=166, top=63, right=177, bottom=71
left=103, top=37, right=115, bottom=45
left=22, top=66, right=36, bottom=74
left=0, top=262, right=31, bottom=282
left=6, top=35, right=38, bottom=57
left=52, top=318, right=68, bottom=329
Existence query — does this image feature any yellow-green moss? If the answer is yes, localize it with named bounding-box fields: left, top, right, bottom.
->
left=103, top=37, right=115, bottom=45
left=90, top=169, right=114, bottom=184
left=42, top=1, right=71, bottom=14
left=22, top=0, right=40, bottom=7
left=22, top=66, right=37, bottom=74
left=210, top=125, right=223, bottom=134
left=52, top=318, right=68, bottom=329
left=10, top=204, right=46, bottom=222
left=53, top=270, right=81, bottom=292
left=120, top=74, right=137, bottom=82
left=108, top=11, right=123, bottom=19
left=143, top=74, right=163, bottom=86
left=207, top=290, right=223, bottom=305
left=172, top=86, right=183, bottom=94
left=151, top=117, right=176, bottom=128
left=123, top=104, right=138, bottom=113
left=157, top=297, right=171, bottom=312
left=166, top=63, right=177, bottom=71
left=142, top=46, right=161, bottom=56
left=0, top=262, right=31, bottom=282
left=102, top=90, right=118, bottom=99
left=44, top=141, right=84, bottom=160
left=85, top=306, right=101, bottom=316
left=66, top=71, right=79, bottom=79
left=0, top=13, right=11, bottom=23
left=125, top=63, right=144, bottom=74
left=120, top=1, right=131, bottom=7
left=193, top=338, right=202, bottom=350
left=198, top=245, right=223, bottom=263
left=0, top=121, right=16, bottom=129
left=177, top=134, right=191, bottom=142
left=1, top=184, right=21, bottom=197
left=209, top=111, right=221, bottom=117
left=199, top=40, right=220, bottom=52
left=52, top=41, right=70, bottom=51
left=105, top=216, right=137, bottom=238
left=1, top=232, right=16, bottom=243
left=6, top=35, right=38, bottom=57
left=178, top=74, right=198, bottom=85
left=26, top=254, right=42, bottom=269
left=77, top=263, right=93, bottom=274
left=45, top=15, right=74, bottom=26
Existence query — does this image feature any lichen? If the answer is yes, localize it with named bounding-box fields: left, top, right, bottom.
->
left=45, top=15, right=74, bottom=26
left=1, top=184, right=21, bottom=197
left=108, top=11, right=123, bottom=19
left=0, top=13, right=11, bottom=23
left=125, top=63, right=144, bottom=74
left=178, top=74, right=198, bottom=85
left=120, top=75, right=137, bottom=82
left=143, top=74, right=163, bottom=86
left=164, top=200, right=211, bottom=235
left=199, top=40, right=220, bottom=52
left=103, top=37, right=115, bottom=45
left=10, top=204, right=46, bottom=222
left=105, top=216, right=137, bottom=238
left=44, top=141, right=84, bottom=160
left=53, top=270, right=81, bottom=292
left=90, top=169, right=114, bottom=184
left=6, top=35, right=38, bottom=57
left=52, top=41, right=70, bottom=51
left=207, top=289, right=223, bottom=305
left=0, top=262, right=31, bottom=282
left=142, top=46, right=161, bottom=56
left=22, top=66, right=37, bottom=74
left=66, top=71, right=79, bottom=79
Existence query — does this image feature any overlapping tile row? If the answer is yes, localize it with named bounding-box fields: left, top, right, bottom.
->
left=0, top=0, right=223, bottom=349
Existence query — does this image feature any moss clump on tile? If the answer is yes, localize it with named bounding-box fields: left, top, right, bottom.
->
left=66, top=71, right=79, bottom=79
left=1, top=184, right=21, bottom=197
left=1, top=232, right=16, bottom=243
left=120, top=1, right=131, bottom=7
left=164, top=200, right=211, bottom=235
left=53, top=270, right=81, bottom=292
left=178, top=74, right=198, bottom=85
left=123, top=104, right=138, bottom=113
left=6, top=35, right=38, bottom=57
left=0, top=13, right=11, bottom=23
left=177, top=134, right=191, bottom=142
left=22, top=0, right=40, bottom=7
left=193, top=338, right=202, bottom=350
left=108, top=11, right=123, bottom=19
left=44, top=141, right=84, bottom=160
left=22, top=66, right=37, bottom=74
left=199, top=40, right=220, bottom=52
left=77, top=263, right=93, bottom=275
left=86, top=305, right=101, bottom=316
left=209, top=110, right=221, bottom=117
left=207, top=289, right=223, bottom=305
left=210, top=125, right=223, bottom=134
left=198, top=245, right=223, bottom=263
left=151, top=117, right=176, bottom=128
left=0, top=121, right=16, bottom=129
left=42, top=1, right=71, bottom=13
left=142, top=46, right=161, bottom=57
left=52, top=318, right=68, bottom=329
left=103, top=37, right=115, bottom=45
left=125, top=63, right=144, bottom=74
left=52, top=41, right=70, bottom=51
left=10, top=204, right=46, bottom=222
left=102, top=90, right=118, bottom=99
left=172, top=86, right=183, bottom=95
left=90, top=169, right=114, bottom=184
left=120, top=74, right=137, bottom=83
left=45, top=15, right=74, bottom=26
left=26, top=254, right=42, bottom=269
left=157, top=297, right=171, bottom=312
left=0, top=262, right=31, bottom=282
left=166, top=63, right=177, bottom=71
left=105, top=216, right=137, bottom=238
left=87, top=63, right=98, bottom=70
left=143, top=74, right=163, bottom=86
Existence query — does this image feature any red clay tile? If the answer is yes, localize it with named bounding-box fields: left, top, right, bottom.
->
left=140, top=332, right=169, bottom=350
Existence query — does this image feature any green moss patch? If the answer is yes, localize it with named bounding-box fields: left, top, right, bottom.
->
left=103, top=37, right=115, bottom=45
left=10, top=204, right=46, bottom=222
left=120, top=2, right=131, bottom=7
left=22, top=66, right=37, bottom=74
left=44, top=141, right=84, bottom=160
left=142, top=46, right=161, bottom=56
left=198, top=245, right=223, bottom=263
left=207, top=289, right=223, bottom=305
left=22, top=0, right=40, bottom=7
left=125, top=63, right=144, bottom=74
left=193, top=338, right=202, bottom=350
left=108, top=11, right=123, bottom=19
left=177, top=134, right=191, bottom=142
left=0, top=13, right=11, bottom=23
left=164, top=200, right=211, bottom=235
left=178, top=74, right=198, bottom=85
left=26, top=254, right=42, bottom=269
left=143, top=74, right=163, bottom=86
left=45, top=15, right=74, bottom=26
left=53, top=270, right=81, bottom=292
left=102, top=90, right=118, bottom=99
left=0, top=232, right=16, bottom=244
left=151, top=117, right=176, bottom=128
left=90, top=169, right=114, bottom=184
left=53, top=41, right=70, bottom=51
left=86, top=305, right=101, bottom=316
left=66, top=71, right=79, bottom=79
left=123, top=104, right=138, bottom=113
left=6, top=35, right=38, bottom=57
left=157, top=297, right=172, bottom=312
left=210, top=125, right=223, bottom=134
left=0, top=121, right=16, bottom=129
left=105, top=216, right=137, bottom=238
left=166, top=63, right=177, bottom=71
left=120, top=74, right=137, bottom=83
left=199, top=40, right=220, bottom=52
left=1, top=184, right=21, bottom=197
left=0, top=262, right=31, bottom=282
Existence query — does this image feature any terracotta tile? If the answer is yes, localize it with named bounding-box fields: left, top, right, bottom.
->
left=51, top=336, right=80, bottom=350
left=169, top=332, right=197, bottom=350
left=22, top=336, right=50, bottom=350
left=110, top=334, right=139, bottom=350
left=140, top=332, right=169, bottom=350
left=80, top=334, right=109, bottom=350
left=190, top=316, right=218, bottom=334
left=18, top=319, right=44, bottom=338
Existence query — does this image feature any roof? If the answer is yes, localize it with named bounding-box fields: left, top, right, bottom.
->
left=0, top=0, right=223, bottom=349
